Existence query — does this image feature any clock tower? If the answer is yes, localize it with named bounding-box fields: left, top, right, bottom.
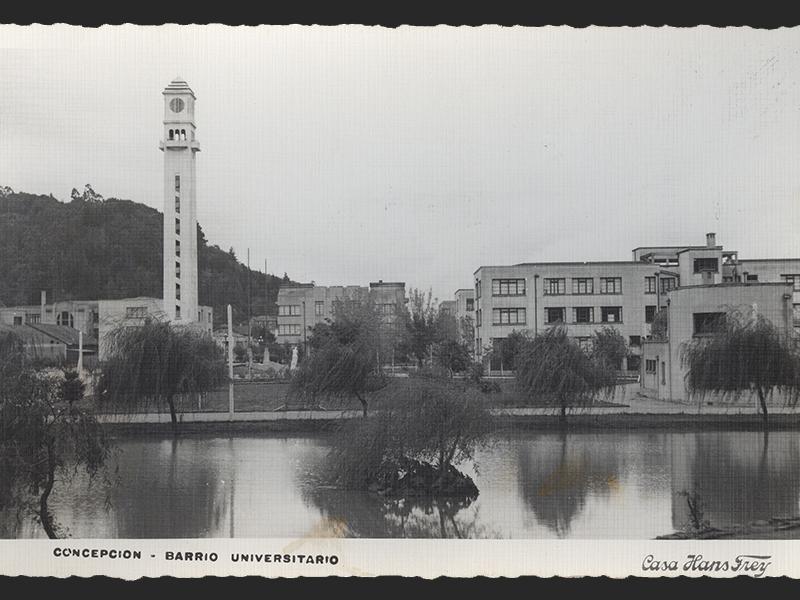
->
left=159, top=77, right=200, bottom=323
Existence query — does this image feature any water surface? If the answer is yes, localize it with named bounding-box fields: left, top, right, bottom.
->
left=4, top=430, right=799, bottom=539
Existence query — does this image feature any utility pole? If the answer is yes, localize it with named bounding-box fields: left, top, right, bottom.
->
left=227, top=304, right=234, bottom=420
left=247, top=248, right=252, bottom=380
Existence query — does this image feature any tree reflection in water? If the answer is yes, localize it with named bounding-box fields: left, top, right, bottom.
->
left=517, top=434, right=620, bottom=537
left=301, top=480, right=496, bottom=538
left=673, top=431, right=800, bottom=531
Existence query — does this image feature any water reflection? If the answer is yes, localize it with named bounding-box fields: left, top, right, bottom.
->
left=516, top=434, right=621, bottom=537
left=111, top=437, right=229, bottom=538
left=3, top=431, right=800, bottom=539
left=303, top=485, right=490, bottom=538
left=671, top=432, right=800, bottom=531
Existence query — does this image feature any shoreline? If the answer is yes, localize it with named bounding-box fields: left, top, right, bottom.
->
left=95, top=409, right=800, bottom=436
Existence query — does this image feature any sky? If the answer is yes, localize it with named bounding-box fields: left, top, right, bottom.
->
left=1, top=25, right=799, bottom=302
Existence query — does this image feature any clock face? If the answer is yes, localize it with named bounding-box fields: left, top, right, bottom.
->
left=169, top=98, right=185, bottom=113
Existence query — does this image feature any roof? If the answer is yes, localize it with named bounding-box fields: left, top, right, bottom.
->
left=670, top=281, right=792, bottom=292
left=28, top=323, right=97, bottom=346
left=675, top=246, right=722, bottom=254
left=0, top=323, right=72, bottom=346
left=163, top=77, right=196, bottom=98
left=474, top=260, right=655, bottom=275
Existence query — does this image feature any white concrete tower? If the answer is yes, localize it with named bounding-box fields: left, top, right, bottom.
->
left=159, top=77, right=200, bottom=323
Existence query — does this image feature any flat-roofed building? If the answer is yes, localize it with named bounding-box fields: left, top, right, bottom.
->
left=474, top=233, right=800, bottom=372
left=641, top=281, right=795, bottom=402
left=276, top=280, right=406, bottom=352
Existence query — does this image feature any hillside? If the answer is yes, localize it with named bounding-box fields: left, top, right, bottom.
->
left=0, top=185, right=288, bottom=326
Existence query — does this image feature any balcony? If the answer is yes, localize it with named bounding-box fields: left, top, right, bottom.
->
left=159, top=139, right=201, bottom=152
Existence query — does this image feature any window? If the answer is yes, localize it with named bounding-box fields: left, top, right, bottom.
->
left=175, top=283, right=181, bottom=300
left=782, top=275, right=800, bottom=292
left=492, top=278, right=526, bottom=296
left=576, top=337, right=592, bottom=352
left=381, top=303, right=395, bottom=316
left=175, top=218, right=180, bottom=235
left=56, top=311, right=74, bottom=327
left=694, top=258, right=719, bottom=273
left=125, top=306, right=147, bottom=319
left=573, top=306, right=594, bottom=324
left=629, top=335, right=641, bottom=347
left=746, top=274, right=759, bottom=282
left=278, top=305, right=301, bottom=317
left=645, top=277, right=656, bottom=294
left=645, top=305, right=657, bottom=324
left=794, top=304, right=800, bottom=325
left=476, top=309, right=482, bottom=327
left=13, top=315, right=22, bottom=326
left=645, top=359, right=657, bottom=373
left=545, top=307, right=566, bottom=324
left=476, top=338, right=482, bottom=356
left=544, top=278, right=566, bottom=295
left=693, top=312, right=724, bottom=336
left=278, top=324, right=301, bottom=336
left=601, top=306, right=622, bottom=323
left=175, top=175, right=180, bottom=191
left=175, top=240, right=181, bottom=257
left=175, top=261, right=181, bottom=278
left=660, top=277, right=676, bottom=293
left=572, top=278, right=594, bottom=295
left=466, top=298, right=474, bottom=311
left=315, top=301, right=324, bottom=316
left=599, top=277, right=622, bottom=294
left=26, top=313, right=40, bottom=324
left=475, top=280, right=481, bottom=299
left=492, top=307, right=526, bottom=325
left=175, top=306, right=181, bottom=320
left=175, top=196, right=180, bottom=213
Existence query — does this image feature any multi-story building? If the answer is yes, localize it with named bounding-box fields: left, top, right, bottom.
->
left=641, top=281, right=795, bottom=402
left=474, top=233, right=800, bottom=372
left=454, top=288, right=476, bottom=324
left=276, top=281, right=406, bottom=353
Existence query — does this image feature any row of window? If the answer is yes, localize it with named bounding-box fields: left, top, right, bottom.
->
left=544, top=306, right=623, bottom=324
left=279, top=302, right=399, bottom=318
left=476, top=305, right=662, bottom=327
left=168, top=129, right=192, bottom=141
left=278, top=324, right=302, bottom=336
left=476, top=276, right=677, bottom=298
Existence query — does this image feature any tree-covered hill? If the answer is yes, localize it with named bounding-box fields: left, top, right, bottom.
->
left=0, top=185, right=289, bottom=326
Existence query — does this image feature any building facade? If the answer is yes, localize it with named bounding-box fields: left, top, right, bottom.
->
left=641, top=282, right=795, bottom=402
left=474, top=233, right=800, bottom=372
left=159, top=77, right=201, bottom=324
left=276, top=281, right=406, bottom=351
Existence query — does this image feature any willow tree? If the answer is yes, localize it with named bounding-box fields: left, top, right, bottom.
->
left=98, top=318, right=227, bottom=432
left=290, top=294, right=384, bottom=416
left=515, top=326, right=617, bottom=422
left=681, top=307, right=800, bottom=428
left=0, top=331, right=110, bottom=539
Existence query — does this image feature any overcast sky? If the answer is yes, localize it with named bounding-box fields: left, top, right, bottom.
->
left=1, top=25, right=799, bottom=301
